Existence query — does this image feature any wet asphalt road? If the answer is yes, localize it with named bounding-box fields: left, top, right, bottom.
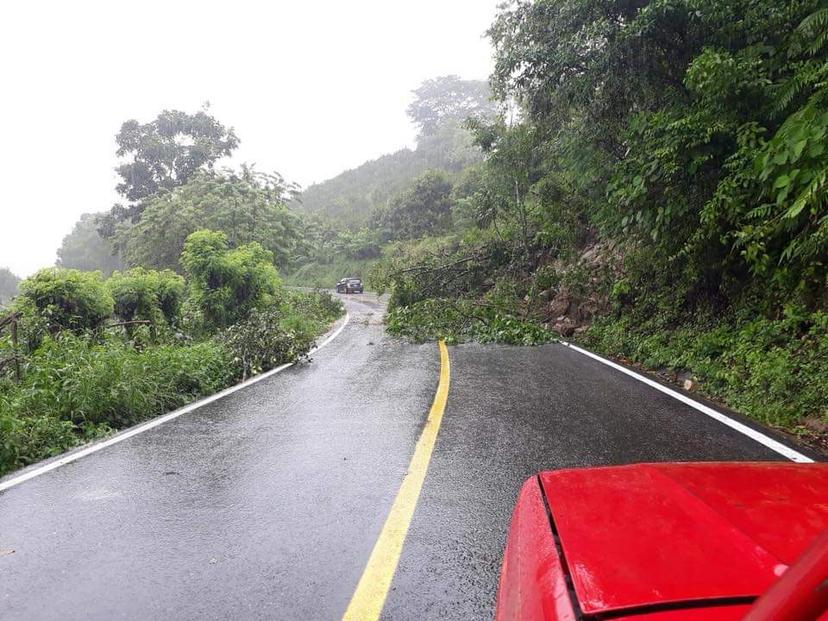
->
left=0, top=293, right=814, bottom=620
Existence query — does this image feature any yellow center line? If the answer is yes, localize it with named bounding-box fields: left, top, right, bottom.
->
left=342, top=339, right=451, bottom=621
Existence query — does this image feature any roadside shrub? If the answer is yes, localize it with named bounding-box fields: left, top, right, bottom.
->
left=7, top=333, right=233, bottom=429
left=219, top=308, right=316, bottom=380
left=181, top=229, right=281, bottom=330
left=282, top=289, right=344, bottom=328
left=373, top=233, right=510, bottom=311
left=218, top=290, right=343, bottom=380
left=0, top=270, right=345, bottom=477
left=582, top=311, right=828, bottom=435
left=0, top=407, right=78, bottom=475
left=16, top=268, right=113, bottom=334
left=108, top=268, right=185, bottom=325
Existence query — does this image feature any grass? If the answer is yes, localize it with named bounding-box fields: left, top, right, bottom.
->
left=581, top=311, right=828, bottom=450
left=0, top=290, right=344, bottom=477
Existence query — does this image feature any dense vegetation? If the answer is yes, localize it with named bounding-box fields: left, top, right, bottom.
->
left=298, top=76, right=497, bottom=227
left=1, top=106, right=345, bottom=476
left=18, top=2, right=828, bottom=458
left=0, top=242, right=342, bottom=476
left=120, top=167, right=299, bottom=272
left=284, top=77, right=498, bottom=286
left=321, top=1, right=828, bottom=447
left=20, top=83, right=505, bottom=476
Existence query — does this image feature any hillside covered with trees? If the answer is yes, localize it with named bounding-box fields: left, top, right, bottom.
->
left=5, top=0, right=826, bottom=464
left=306, top=1, right=828, bottom=449
left=297, top=76, right=497, bottom=227
left=286, top=76, right=498, bottom=285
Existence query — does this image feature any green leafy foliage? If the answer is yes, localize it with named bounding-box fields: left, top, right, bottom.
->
left=371, top=233, right=508, bottom=306
left=107, top=268, right=185, bottom=325
left=373, top=232, right=556, bottom=345
left=485, top=0, right=828, bottom=308
left=16, top=268, right=114, bottom=334
left=181, top=230, right=279, bottom=329
left=2, top=211, right=345, bottom=476
left=121, top=167, right=299, bottom=271
left=583, top=310, right=828, bottom=436
left=220, top=309, right=312, bottom=380
left=280, top=289, right=345, bottom=328
left=375, top=171, right=454, bottom=241
left=114, top=108, right=239, bottom=205
left=0, top=286, right=343, bottom=477
left=740, top=101, right=828, bottom=297
left=219, top=290, right=342, bottom=379
left=0, top=334, right=233, bottom=474
left=181, top=229, right=281, bottom=331
left=386, top=298, right=555, bottom=345
left=16, top=334, right=233, bottom=427
left=0, top=409, right=77, bottom=476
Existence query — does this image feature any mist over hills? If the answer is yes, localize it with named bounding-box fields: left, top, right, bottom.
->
left=296, top=123, right=484, bottom=228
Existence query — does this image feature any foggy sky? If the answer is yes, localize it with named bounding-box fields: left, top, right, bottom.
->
left=0, top=0, right=498, bottom=277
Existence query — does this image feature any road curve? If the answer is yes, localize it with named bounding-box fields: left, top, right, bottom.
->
left=0, top=293, right=816, bottom=620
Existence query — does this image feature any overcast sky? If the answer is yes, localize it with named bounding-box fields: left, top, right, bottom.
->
left=0, top=0, right=499, bottom=277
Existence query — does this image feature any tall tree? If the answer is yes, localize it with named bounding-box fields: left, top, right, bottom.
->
left=101, top=108, right=239, bottom=230
left=407, top=76, right=498, bottom=138
left=116, top=108, right=239, bottom=203
left=121, top=167, right=299, bottom=271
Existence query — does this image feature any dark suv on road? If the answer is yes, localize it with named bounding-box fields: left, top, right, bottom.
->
left=336, top=278, right=364, bottom=294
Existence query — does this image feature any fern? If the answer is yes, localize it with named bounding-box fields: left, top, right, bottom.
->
left=772, top=61, right=828, bottom=116
left=785, top=169, right=828, bottom=221
left=794, top=8, right=828, bottom=57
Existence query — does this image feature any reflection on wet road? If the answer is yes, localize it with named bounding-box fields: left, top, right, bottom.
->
left=0, top=293, right=810, bottom=620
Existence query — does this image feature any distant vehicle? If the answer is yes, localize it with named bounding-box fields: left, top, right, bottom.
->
left=495, top=462, right=828, bottom=621
left=336, top=278, right=363, bottom=294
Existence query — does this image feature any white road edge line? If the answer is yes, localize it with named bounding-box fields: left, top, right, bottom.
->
left=0, top=313, right=352, bottom=493
left=559, top=341, right=813, bottom=463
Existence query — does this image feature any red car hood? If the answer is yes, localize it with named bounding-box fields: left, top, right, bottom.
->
left=539, top=462, right=828, bottom=617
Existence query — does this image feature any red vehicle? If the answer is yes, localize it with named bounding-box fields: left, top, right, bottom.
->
left=495, top=462, right=828, bottom=621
